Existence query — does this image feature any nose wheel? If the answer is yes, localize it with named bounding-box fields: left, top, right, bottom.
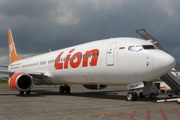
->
left=59, top=85, right=71, bottom=94
left=127, top=92, right=138, bottom=101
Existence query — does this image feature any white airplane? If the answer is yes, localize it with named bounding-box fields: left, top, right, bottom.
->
left=0, top=29, right=176, bottom=101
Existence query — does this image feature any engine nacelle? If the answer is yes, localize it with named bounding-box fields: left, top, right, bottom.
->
left=83, top=85, right=108, bottom=90
left=8, top=73, right=33, bottom=91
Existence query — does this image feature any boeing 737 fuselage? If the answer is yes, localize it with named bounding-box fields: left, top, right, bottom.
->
left=0, top=29, right=176, bottom=101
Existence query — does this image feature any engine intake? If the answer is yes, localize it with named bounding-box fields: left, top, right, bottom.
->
left=8, top=73, right=33, bottom=91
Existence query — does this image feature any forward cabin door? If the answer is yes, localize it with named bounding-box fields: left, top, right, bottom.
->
left=106, top=43, right=117, bottom=66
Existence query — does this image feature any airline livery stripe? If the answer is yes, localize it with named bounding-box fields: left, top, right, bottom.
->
left=160, top=87, right=166, bottom=89
left=165, top=74, right=180, bottom=89
left=119, top=47, right=125, bottom=49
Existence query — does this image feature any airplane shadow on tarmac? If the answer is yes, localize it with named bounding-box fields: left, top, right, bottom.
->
left=14, top=88, right=157, bottom=102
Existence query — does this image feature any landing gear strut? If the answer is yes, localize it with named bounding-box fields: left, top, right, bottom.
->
left=26, top=90, right=31, bottom=95
left=59, top=85, right=71, bottom=94
left=19, top=91, right=24, bottom=95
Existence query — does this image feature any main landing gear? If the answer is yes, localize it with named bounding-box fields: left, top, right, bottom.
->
left=19, top=90, right=31, bottom=95
left=59, top=84, right=71, bottom=94
left=126, top=91, right=138, bottom=101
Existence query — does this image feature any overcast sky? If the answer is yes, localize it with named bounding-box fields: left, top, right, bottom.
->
left=0, top=0, right=180, bottom=70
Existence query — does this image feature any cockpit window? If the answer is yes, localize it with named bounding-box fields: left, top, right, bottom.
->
left=142, top=45, right=155, bottom=50
left=136, top=45, right=143, bottom=52
left=128, top=46, right=143, bottom=52
left=128, top=46, right=135, bottom=52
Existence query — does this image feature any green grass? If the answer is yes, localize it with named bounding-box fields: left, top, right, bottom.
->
left=0, top=83, right=8, bottom=86
left=0, top=80, right=8, bottom=86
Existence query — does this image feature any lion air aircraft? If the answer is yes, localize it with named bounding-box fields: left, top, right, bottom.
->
left=0, top=29, right=176, bottom=100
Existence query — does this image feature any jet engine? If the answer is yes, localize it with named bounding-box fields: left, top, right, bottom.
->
left=8, top=73, right=33, bottom=91
left=83, top=85, right=108, bottom=90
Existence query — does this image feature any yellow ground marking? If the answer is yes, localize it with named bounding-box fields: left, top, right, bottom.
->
left=16, top=105, right=180, bottom=120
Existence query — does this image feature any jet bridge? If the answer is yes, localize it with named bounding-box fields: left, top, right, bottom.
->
left=136, top=29, right=180, bottom=92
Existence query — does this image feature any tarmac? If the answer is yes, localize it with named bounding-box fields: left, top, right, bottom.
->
left=0, top=85, right=180, bottom=120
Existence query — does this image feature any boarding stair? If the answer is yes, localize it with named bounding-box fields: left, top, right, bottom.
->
left=160, top=72, right=180, bottom=92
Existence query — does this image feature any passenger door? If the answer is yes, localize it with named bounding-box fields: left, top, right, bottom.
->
left=106, top=43, right=117, bottom=66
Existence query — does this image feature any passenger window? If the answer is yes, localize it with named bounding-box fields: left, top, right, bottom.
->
left=97, top=52, right=99, bottom=56
left=136, top=46, right=142, bottom=52
left=93, top=53, right=95, bottom=57
left=128, top=46, right=135, bottom=52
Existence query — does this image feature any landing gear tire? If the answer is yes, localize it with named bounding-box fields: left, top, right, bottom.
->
left=133, top=92, right=138, bottom=101
left=19, top=91, right=24, bottom=95
left=127, top=92, right=138, bottom=101
left=65, top=86, right=70, bottom=93
left=127, top=92, right=134, bottom=101
left=59, top=85, right=71, bottom=94
left=26, top=90, right=31, bottom=95
left=139, top=92, right=145, bottom=99
left=168, top=95, right=173, bottom=97
left=161, top=90, right=165, bottom=93
left=149, top=93, right=156, bottom=99
left=167, top=90, right=173, bottom=97
left=59, top=86, right=65, bottom=93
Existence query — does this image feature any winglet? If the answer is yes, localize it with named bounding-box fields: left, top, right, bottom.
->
left=8, top=29, right=22, bottom=64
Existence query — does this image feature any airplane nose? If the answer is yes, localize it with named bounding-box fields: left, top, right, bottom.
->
left=153, top=50, right=176, bottom=76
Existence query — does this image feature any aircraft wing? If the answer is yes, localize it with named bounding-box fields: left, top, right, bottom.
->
left=136, top=29, right=180, bottom=72
left=0, top=65, right=8, bottom=68
left=27, top=72, right=49, bottom=79
left=0, top=70, right=14, bottom=75
left=0, top=70, right=50, bottom=82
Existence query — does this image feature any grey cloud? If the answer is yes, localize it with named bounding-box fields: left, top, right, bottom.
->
left=0, top=0, right=57, bottom=18
left=0, top=0, right=180, bottom=63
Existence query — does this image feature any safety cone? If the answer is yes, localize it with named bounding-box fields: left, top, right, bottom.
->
left=114, top=89, right=117, bottom=95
